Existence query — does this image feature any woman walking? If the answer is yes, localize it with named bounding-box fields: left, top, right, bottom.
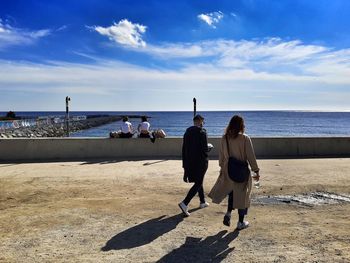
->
left=209, top=115, right=260, bottom=230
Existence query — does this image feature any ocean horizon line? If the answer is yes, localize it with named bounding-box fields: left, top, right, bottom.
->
left=2, top=110, right=349, bottom=138
left=1, top=109, right=350, bottom=113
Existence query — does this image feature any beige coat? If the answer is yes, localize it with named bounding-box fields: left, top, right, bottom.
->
left=208, top=133, right=259, bottom=209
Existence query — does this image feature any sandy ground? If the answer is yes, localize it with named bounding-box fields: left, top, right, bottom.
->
left=0, top=158, right=350, bottom=263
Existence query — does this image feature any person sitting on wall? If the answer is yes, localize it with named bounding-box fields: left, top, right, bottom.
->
left=120, top=116, right=134, bottom=138
left=138, top=116, right=151, bottom=138
left=138, top=116, right=157, bottom=143
left=6, top=111, right=16, bottom=119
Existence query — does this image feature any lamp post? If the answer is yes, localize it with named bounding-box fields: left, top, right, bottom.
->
left=193, top=97, right=196, bottom=118
left=65, top=96, right=71, bottom=137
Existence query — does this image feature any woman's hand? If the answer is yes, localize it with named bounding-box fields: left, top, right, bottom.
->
left=252, top=170, right=260, bottom=181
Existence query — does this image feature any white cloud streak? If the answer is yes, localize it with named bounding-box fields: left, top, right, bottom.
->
left=56, top=25, right=68, bottom=32
left=198, top=11, right=224, bottom=28
left=131, top=38, right=349, bottom=85
left=1, top=57, right=349, bottom=111
left=1, top=38, right=350, bottom=87
left=1, top=34, right=350, bottom=110
left=90, top=19, right=147, bottom=48
left=0, top=18, right=51, bottom=49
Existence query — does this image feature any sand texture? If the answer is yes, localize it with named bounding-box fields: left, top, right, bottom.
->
left=0, top=158, right=350, bottom=263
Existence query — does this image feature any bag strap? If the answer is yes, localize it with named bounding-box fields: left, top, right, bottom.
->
left=244, top=135, right=248, bottom=161
left=225, top=135, right=230, bottom=157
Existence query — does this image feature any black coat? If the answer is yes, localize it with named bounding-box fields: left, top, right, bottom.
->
left=182, top=126, right=209, bottom=183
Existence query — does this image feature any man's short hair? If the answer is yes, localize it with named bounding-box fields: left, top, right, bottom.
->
left=193, top=114, right=204, bottom=121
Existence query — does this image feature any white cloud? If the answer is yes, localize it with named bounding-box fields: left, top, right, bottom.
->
left=91, top=19, right=147, bottom=48
left=1, top=57, right=349, bottom=111
left=1, top=34, right=350, bottom=110
left=0, top=57, right=349, bottom=111
left=29, top=29, right=51, bottom=38
left=56, top=25, right=68, bottom=32
left=2, top=38, right=349, bottom=91
left=0, top=19, right=51, bottom=49
left=142, top=38, right=326, bottom=61
left=198, top=11, right=224, bottom=28
left=125, top=37, right=350, bottom=86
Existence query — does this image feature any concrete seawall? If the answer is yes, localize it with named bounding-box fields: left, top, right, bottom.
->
left=0, top=137, right=350, bottom=161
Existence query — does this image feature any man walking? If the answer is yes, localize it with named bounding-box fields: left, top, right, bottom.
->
left=179, top=114, right=209, bottom=217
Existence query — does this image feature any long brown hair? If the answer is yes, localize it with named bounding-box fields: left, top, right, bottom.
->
left=225, top=115, right=245, bottom=139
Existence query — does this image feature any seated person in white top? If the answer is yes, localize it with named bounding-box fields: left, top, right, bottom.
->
left=120, top=116, right=134, bottom=138
left=138, top=116, right=151, bottom=138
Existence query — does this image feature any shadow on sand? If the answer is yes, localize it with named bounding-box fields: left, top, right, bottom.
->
left=101, top=211, right=238, bottom=262
left=156, top=230, right=239, bottom=263
left=143, top=160, right=168, bottom=166
left=80, top=158, right=175, bottom=165
left=101, top=214, right=185, bottom=251
left=0, top=163, right=19, bottom=167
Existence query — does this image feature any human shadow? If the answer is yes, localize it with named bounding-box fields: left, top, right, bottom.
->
left=81, top=157, right=180, bottom=165
left=80, top=158, right=140, bottom=165
left=188, top=207, right=201, bottom=214
left=143, top=160, right=168, bottom=166
left=101, top=214, right=184, bottom=251
left=156, top=230, right=239, bottom=263
left=0, top=163, right=19, bottom=167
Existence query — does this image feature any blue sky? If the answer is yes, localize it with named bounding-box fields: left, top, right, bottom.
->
left=0, top=0, right=349, bottom=111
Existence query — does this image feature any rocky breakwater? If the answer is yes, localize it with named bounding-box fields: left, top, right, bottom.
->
left=0, top=116, right=122, bottom=138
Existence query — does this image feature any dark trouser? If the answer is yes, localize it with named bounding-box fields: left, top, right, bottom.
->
left=120, top=132, right=133, bottom=138
left=183, top=179, right=205, bottom=206
left=227, top=191, right=248, bottom=222
left=139, top=132, right=150, bottom=138
left=139, top=132, right=156, bottom=143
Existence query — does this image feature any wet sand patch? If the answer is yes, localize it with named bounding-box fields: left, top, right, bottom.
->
left=254, top=192, right=350, bottom=206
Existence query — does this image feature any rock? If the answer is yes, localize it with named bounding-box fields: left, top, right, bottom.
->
left=0, top=116, right=122, bottom=138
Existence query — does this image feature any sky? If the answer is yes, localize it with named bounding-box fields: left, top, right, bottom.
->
left=0, top=0, right=350, bottom=111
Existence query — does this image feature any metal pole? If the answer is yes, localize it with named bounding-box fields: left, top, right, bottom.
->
left=193, top=97, right=196, bottom=117
left=65, top=96, right=70, bottom=137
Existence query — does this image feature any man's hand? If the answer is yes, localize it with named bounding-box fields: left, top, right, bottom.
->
left=183, top=174, right=189, bottom=183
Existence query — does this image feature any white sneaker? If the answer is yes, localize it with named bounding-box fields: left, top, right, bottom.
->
left=178, top=202, right=190, bottom=217
left=200, top=202, right=210, bottom=209
left=237, top=221, right=249, bottom=230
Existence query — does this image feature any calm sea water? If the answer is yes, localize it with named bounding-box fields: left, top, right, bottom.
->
left=3, top=111, right=349, bottom=137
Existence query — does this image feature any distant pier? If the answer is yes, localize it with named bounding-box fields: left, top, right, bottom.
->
left=0, top=115, right=149, bottom=138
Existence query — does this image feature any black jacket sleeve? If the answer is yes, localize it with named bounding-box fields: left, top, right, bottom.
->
left=200, top=129, right=209, bottom=155
left=182, top=132, right=187, bottom=169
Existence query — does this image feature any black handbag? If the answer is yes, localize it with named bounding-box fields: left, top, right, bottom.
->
left=226, top=136, right=250, bottom=183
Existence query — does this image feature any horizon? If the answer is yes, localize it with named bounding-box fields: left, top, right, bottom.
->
left=1, top=0, right=350, bottom=111
left=1, top=109, right=350, bottom=113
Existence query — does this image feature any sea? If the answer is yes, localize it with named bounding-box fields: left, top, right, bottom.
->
left=1, top=111, right=349, bottom=137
